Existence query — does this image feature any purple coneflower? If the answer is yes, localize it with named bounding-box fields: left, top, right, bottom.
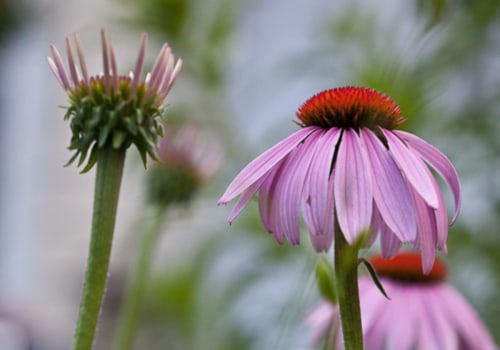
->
left=218, top=87, right=461, bottom=272
left=47, top=30, right=182, bottom=169
left=306, top=253, right=497, bottom=350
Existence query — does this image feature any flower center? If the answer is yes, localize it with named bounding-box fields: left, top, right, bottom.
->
left=296, top=86, right=404, bottom=130
left=369, top=252, right=447, bottom=283
left=71, top=76, right=148, bottom=103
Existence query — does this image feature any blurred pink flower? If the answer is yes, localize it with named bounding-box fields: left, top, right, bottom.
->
left=218, top=87, right=461, bottom=272
left=157, top=123, right=221, bottom=182
left=306, top=253, right=497, bottom=350
left=146, top=122, right=222, bottom=206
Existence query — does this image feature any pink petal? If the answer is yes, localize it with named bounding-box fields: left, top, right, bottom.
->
left=423, top=287, right=459, bottom=349
left=305, top=301, right=336, bottom=347
left=409, top=186, right=437, bottom=274
left=414, top=289, right=441, bottom=350
left=381, top=232, right=402, bottom=259
left=395, top=131, right=461, bottom=224
left=49, top=45, right=71, bottom=90
left=301, top=128, right=341, bottom=251
left=438, top=285, right=497, bottom=350
left=373, top=207, right=402, bottom=258
left=147, top=44, right=170, bottom=92
left=334, top=129, right=373, bottom=244
left=219, top=127, right=317, bottom=204
left=360, top=129, right=416, bottom=242
left=309, top=231, right=333, bottom=252
left=360, top=278, right=393, bottom=349
left=425, top=163, right=448, bottom=249
left=258, top=164, right=286, bottom=243
left=390, top=286, right=419, bottom=350
left=160, top=58, right=183, bottom=98
left=269, top=131, right=321, bottom=244
left=65, top=36, right=80, bottom=88
left=130, top=32, right=148, bottom=95
left=100, top=30, right=111, bottom=93
left=106, top=35, right=119, bottom=92
left=384, top=130, right=439, bottom=208
left=227, top=176, right=266, bottom=224
left=73, top=33, right=89, bottom=88
left=405, top=144, right=449, bottom=250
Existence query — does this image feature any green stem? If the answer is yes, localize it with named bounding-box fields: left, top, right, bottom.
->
left=72, top=147, right=126, bottom=350
left=114, top=205, right=166, bottom=350
left=334, top=225, right=363, bottom=350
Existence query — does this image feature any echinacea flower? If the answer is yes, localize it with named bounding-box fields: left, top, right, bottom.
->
left=218, top=87, right=461, bottom=272
left=306, top=253, right=497, bottom=350
left=47, top=30, right=182, bottom=170
left=146, top=122, right=221, bottom=206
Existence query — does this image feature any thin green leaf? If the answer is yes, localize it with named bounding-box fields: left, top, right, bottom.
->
left=359, top=258, right=390, bottom=300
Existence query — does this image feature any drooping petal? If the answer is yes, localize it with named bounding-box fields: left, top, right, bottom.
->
left=360, top=278, right=393, bottom=349
left=422, top=287, right=458, bottom=350
left=409, top=186, right=437, bottom=274
left=334, top=129, right=373, bottom=243
left=432, top=176, right=448, bottom=250
left=414, top=289, right=442, bottom=350
left=372, top=207, right=402, bottom=258
left=414, top=157, right=449, bottom=250
left=258, top=163, right=286, bottom=243
left=268, top=131, right=321, bottom=244
left=380, top=231, right=402, bottom=259
left=385, top=285, right=418, bottom=350
left=438, top=285, right=498, bottom=350
left=301, top=128, right=341, bottom=250
left=395, top=130, right=461, bottom=224
left=309, top=230, right=333, bottom=252
left=305, top=302, right=337, bottom=348
left=384, top=130, right=439, bottom=208
left=227, top=176, right=266, bottom=224
left=360, top=129, right=416, bottom=241
left=219, top=127, right=317, bottom=204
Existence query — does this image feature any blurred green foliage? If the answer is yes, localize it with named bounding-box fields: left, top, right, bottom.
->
left=0, top=0, right=22, bottom=42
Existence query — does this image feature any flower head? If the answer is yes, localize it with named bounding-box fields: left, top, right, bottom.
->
left=218, top=86, right=461, bottom=272
left=306, top=253, right=497, bottom=350
left=47, top=30, right=182, bottom=170
left=145, top=122, right=221, bottom=207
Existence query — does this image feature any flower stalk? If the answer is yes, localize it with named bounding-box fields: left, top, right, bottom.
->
left=73, top=146, right=126, bottom=350
left=334, top=223, right=363, bottom=350
left=113, top=206, right=166, bottom=350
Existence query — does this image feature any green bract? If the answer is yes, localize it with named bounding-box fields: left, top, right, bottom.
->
left=65, top=79, right=163, bottom=172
